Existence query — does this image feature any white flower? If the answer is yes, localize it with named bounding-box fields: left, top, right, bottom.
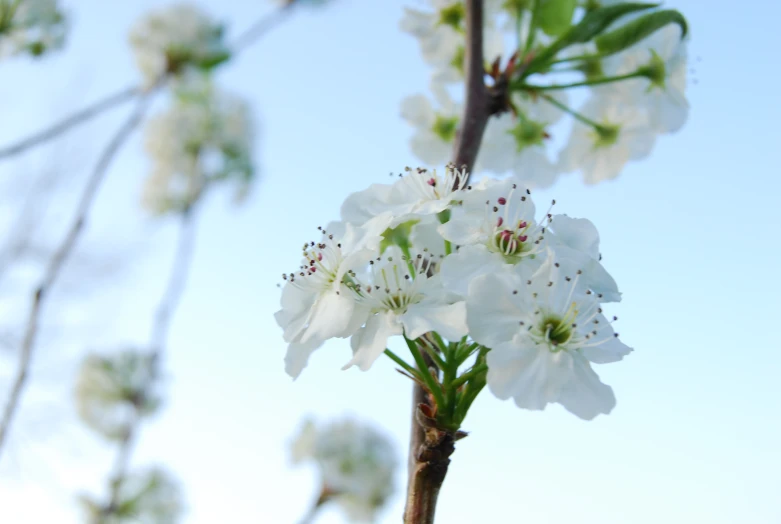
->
left=559, top=89, right=656, bottom=184
left=128, top=3, right=229, bottom=86
left=467, top=257, right=632, bottom=420
left=142, top=80, right=254, bottom=214
left=79, top=468, right=182, bottom=523
left=277, top=221, right=385, bottom=378
left=604, top=24, right=689, bottom=133
left=400, top=85, right=461, bottom=167
left=343, top=246, right=467, bottom=371
left=294, top=418, right=397, bottom=523
left=341, top=165, right=467, bottom=228
left=74, top=350, right=160, bottom=441
left=438, top=177, right=547, bottom=296
left=548, top=214, right=620, bottom=302
left=0, top=0, right=66, bottom=59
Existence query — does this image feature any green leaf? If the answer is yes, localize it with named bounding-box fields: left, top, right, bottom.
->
left=595, top=9, right=688, bottom=55
left=528, top=2, right=658, bottom=72
left=538, top=0, right=577, bottom=37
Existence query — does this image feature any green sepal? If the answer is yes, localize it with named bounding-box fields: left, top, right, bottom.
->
left=538, top=0, right=577, bottom=37
left=595, top=9, right=688, bottom=55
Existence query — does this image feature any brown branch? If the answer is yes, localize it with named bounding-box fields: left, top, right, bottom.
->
left=0, top=86, right=140, bottom=161
left=0, top=92, right=156, bottom=460
left=404, top=1, right=504, bottom=522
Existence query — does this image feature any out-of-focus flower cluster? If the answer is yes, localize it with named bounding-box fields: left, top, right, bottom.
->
left=128, top=3, right=230, bottom=87
left=0, top=0, right=67, bottom=59
left=142, top=79, right=255, bottom=215
left=74, top=350, right=161, bottom=441
left=276, top=166, right=632, bottom=421
left=400, top=1, right=690, bottom=185
left=292, top=418, right=397, bottom=522
left=79, top=468, right=182, bottom=524
left=74, top=351, right=181, bottom=523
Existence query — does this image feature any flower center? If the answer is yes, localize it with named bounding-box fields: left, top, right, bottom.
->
left=493, top=228, right=528, bottom=256
left=540, top=315, right=572, bottom=347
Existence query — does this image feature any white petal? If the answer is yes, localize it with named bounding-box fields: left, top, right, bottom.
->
left=284, top=337, right=323, bottom=379
left=400, top=93, right=435, bottom=128
left=557, top=354, right=616, bottom=420
left=440, top=244, right=506, bottom=297
left=549, top=214, right=600, bottom=259
left=275, top=283, right=316, bottom=342
left=486, top=339, right=569, bottom=410
left=343, top=312, right=403, bottom=371
left=402, top=301, right=467, bottom=341
left=438, top=214, right=486, bottom=247
left=299, top=290, right=357, bottom=344
left=465, top=271, right=525, bottom=348
left=341, top=183, right=395, bottom=226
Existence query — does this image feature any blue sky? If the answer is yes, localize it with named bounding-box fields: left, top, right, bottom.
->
left=1, top=0, right=780, bottom=522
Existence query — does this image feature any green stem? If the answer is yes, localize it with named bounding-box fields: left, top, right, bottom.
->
left=405, top=336, right=446, bottom=410
left=384, top=349, right=419, bottom=378
left=450, top=364, right=488, bottom=390
left=538, top=92, right=603, bottom=130
left=418, top=339, right=447, bottom=371
left=523, top=0, right=540, bottom=55
left=400, top=244, right=417, bottom=278
left=550, top=52, right=609, bottom=65
left=515, top=70, right=643, bottom=91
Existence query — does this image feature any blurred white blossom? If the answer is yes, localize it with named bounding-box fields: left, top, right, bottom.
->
left=0, top=0, right=67, bottom=59
left=79, top=468, right=182, bottom=524
left=129, top=3, right=230, bottom=86
left=292, top=418, right=397, bottom=523
left=74, top=350, right=160, bottom=441
left=142, top=79, right=255, bottom=215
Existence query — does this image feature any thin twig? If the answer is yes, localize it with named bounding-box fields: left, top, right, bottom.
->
left=0, top=4, right=293, bottom=163
left=0, top=86, right=140, bottom=161
left=232, top=2, right=295, bottom=51
left=98, top=209, right=199, bottom=521
left=405, top=1, right=491, bottom=522
left=0, top=4, right=295, bottom=461
left=0, top=92, right=156, bottom=459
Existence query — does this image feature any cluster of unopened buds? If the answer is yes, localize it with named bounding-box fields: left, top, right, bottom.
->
left=276, top=164, right=632, bottom=424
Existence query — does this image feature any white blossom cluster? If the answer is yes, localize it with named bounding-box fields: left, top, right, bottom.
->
left=74, top=350, right=161, bottom=441
left=0, top=0, right=67, bottom=60
left=128, top=3, right=230, bottom=87
left=142, top=80, right=255, bottom=215
left=276, top=167, right=632, bottom=419
left=292, top=418, right=397, bottom=522
left=399, top=1, right=689, bottom=185
left=79, top=468, right=182, bottom=523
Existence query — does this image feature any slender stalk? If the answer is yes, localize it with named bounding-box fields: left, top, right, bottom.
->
left=0, top=3, right=294, bottom=463
left=539, top=92, right=602, bottom=129
left=451, top=0, right=491, bottom=188
left=0, top=86, right=140, bottom=161
left=97, top=209, right=199, bottom=521
left=0, top=92, right=156, bottom=459
left=0, top=4, right=292, bottom=163
left=405, top=1, right=494, bottom=522
left=232, top=2, right=295, bottom=51
left=514, top=70, right=643, bottom=91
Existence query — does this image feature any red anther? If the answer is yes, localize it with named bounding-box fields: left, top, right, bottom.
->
left=518, top=221, right=528, bottom=229
left=427, top=178, right=436, bottom=186
left=497, top=197, right=507, bottom=205
left=496, top=217, right=504, bottom=227
left=317, top=253, right=323, bottom=261
left=519, top=235, right=528, bottom=242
